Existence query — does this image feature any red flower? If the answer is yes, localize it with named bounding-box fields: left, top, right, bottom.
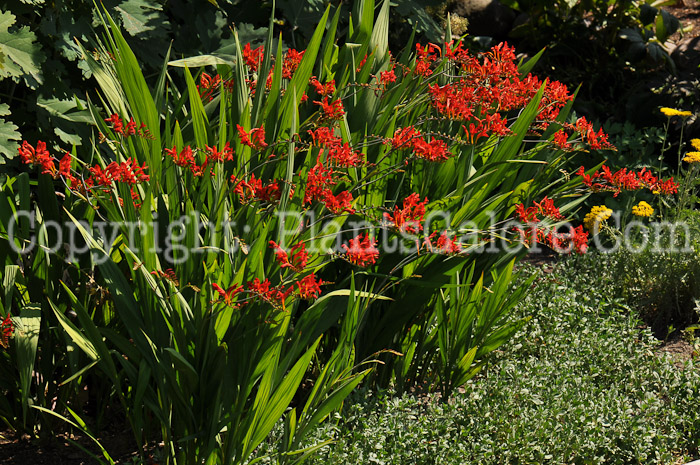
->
left=304, top=159, right=335, bottom=204
left=313, top=97, right=345, bottom=120
left=282, top=49, right=304, bottom=79
left=292, top=274, right=324, bottom=300
left=125, top=118, right=137, bottom=136
left=242, top=43, right=264, bottom=71
left=355, top=55, right=367, bottom=73
left=165, top=145, right=195, bottom=168
left=342, top=233, right=379, bottom=267
left=414, top=43, right=440, bottom=77
left=237, top=124, right=268, bottom=150
left=19, top=140, right=55, bottom=176
left=105, top=113, right=124, bottom=135
left=309, top=77, right=336, bottom=97
left=269, top=241, right=309, bottom=272
left=164, top=146, right=204, bottom=176
left=247, top=278, right=291, bottom=307
left=327, top=143, right=363, bottom=167
left=575, top=117, right=614, bottom=150
left=308, top=127, right=340, bottom=147
left=546, top=225, right=589, bottom=255
left=379, top=69, right=396, bottom=86
left=105, top=159, right=150, bottom=185
left=515, top=196, right=563, bottom=223
left=552, top=129, right=572, bottom=150
left=321, top=189, right=355, bottom=214
left=429, top=83, right=476, bottom=121
left=577, top=164, right=677, bottom=196
left=436, top=231, right=462, bottom=254
left=58, top=152, right=74, bottom=183
left=212, top=283, right=244, bottom=306
left=414, top=138, right=450, bottom=162
left=88, top=165, right=113, bottom=187
left=205, top=142, right=234, bottom=164
left=1, top=313, right=13, bottom=348
left=390, top=127, right=421, bottom=150
left=151, top=268, right=180, bottom=286
left=231, top=174, right=284, bottom=203
left=198, top=72, right=223, bottom=102
left=384, top=193, right=428, bottom=234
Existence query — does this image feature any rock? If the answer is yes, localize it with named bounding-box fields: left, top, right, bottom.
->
left=670, top=36, right=700, bottom=71
left=447, top=0, right=516, bottom=38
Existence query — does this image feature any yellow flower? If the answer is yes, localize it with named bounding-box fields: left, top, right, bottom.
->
left=691, top=139, right=700, bottom=151
left=583, top=205, right=612, bottom=231
left=660, top=107, right=692, bottom=117
left=683, top=151, right=700, bottom=164
left=631, top=201, right=654, bottom=217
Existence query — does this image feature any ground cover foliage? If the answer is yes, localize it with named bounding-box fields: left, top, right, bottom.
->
left=283, top=255, right=700, bottom=465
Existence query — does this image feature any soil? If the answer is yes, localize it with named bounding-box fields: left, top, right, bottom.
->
left=0, top=428, right=142, bottom=465
left=657, top=335, right=700, bottom=368
left=670, top=1, right=700, bottom=42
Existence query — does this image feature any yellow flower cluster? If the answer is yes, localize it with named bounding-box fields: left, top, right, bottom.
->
left=660, top=107, right=692, bottom=117
left=683, top=152, right=700, bottom=163
left=631, top=201, right=654, bottom=217
left=682, top=139, right=700, bottom=163
left=583, top=205, right=612, bottom=231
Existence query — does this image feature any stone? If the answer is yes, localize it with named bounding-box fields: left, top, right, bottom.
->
left=447, top=0, right=516, bottom=38
left=670, top=35, right=700, bottom=71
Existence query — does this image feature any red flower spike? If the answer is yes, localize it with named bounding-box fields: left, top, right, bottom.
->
left=293, top=274, right=324, bottom=300
left=237, top=125, right=268, bottom=150
left=321, top=189, right=355, bottom=214
left=232, top=174, right=284, bottom=204
left=282, top=49, right=304, bottom=79
left=165, top=146, right=195, bottom=168
left=355, top=55, right=367, bottom=73
left=546, top=225, right=589, bottom=255
left=308, top=127, right=341, bottom=147
left=105, top=113, right=124, bottom=134
left=242, top=43, right=264, bottom=72
left=327, top=142, right=363, bottom=167
left=553, top=130, right=572, bottom=150
left=414, top=43, right=440, bottom=77
left=304, top=157, right=335, bottom=204
left=436, top=232, right=462, bottom=254
left=212, top=283, right=244, bottom=306
left=19, top=140, right=55, bottom=176
left=269, top=240, right=312, bottom=273
left=309, top=77, right=336, bottom=97
left=197, top=72, right=223, bottom=102
left=379, top=69, right=397, bottom=86
left=390, top=127, right=422, bottom=150
left=205, top=143, right=234, bottom=164
left=313, top=97, right=344, bottom=120
left=414, top=138, right=450, bottom=162
left=515, top=197, right=563, bottom=223
left=88, top=165, right=113, bottom=187
left=58, top=152, right=75, bottom=183
left=384, top=193, right=428, bottom=234
left=126, top=118, right=137, bottom=136
left=247, top=278, right=291, bottom=307
left=151, top=268, right=180, bottom=286
left=1, top=313, right=13, bottom=348
left=342, top=233, right=379, bottom=267
left=577, top=164, right=677, bottom=196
